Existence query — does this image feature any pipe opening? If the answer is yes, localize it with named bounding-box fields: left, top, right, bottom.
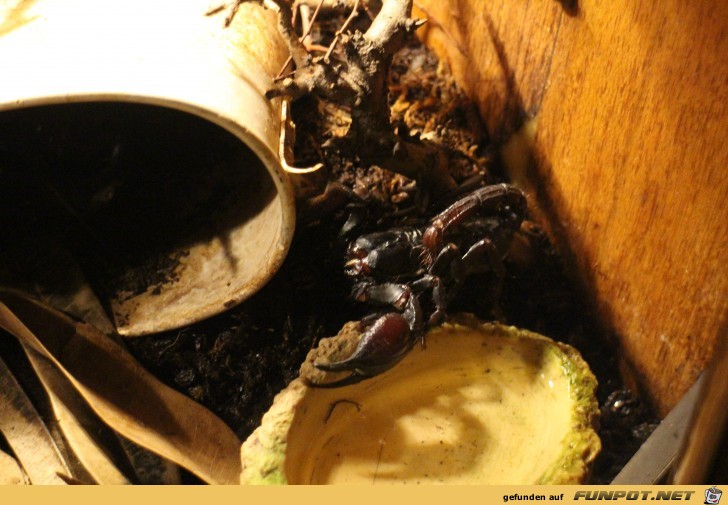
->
left=0, top=101, right=284, bottom=335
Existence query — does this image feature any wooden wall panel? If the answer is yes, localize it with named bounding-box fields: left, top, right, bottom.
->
left=417, top=0, right=728, bottom=415
left=414, top=0, right=562, bottom=140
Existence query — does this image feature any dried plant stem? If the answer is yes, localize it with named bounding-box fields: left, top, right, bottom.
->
left=274, top=0, right=326, bottom=79
left=234, top=0, right=454, bottom=191
left=324, top=0, right=360, bottom=63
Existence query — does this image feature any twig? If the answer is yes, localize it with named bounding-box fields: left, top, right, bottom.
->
left=274, top=0, right=326, bottom=80
left=224, top=0, right=243, bottom=27
left=306, top=43, right=330, bottom=52
left=261, top=0, right=456, bottom=192
left=274, top=69, right=297, bottom=82
left=159, top=331, right=185, bottom=356
left=297, top=1, right=311, bottom=47
left=205, top=4, right=227, bottom=16
left=324, top=0, right=360, bottom=63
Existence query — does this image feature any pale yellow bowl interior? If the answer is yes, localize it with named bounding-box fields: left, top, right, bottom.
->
left=285, top=326, right=577, bottom=484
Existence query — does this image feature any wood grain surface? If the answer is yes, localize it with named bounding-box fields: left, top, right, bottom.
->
left=416, top=0, right=728, bottom=415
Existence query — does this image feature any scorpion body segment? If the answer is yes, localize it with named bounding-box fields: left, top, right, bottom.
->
left=346, top=228, right=424, bottom=277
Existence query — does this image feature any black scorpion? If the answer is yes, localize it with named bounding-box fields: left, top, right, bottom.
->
left=312, top=183, right=527, bottom=387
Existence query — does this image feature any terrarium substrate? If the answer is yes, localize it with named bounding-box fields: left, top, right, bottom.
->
left=123, top=41, right=658, bottom=483
left=0, top=33, right=658, bottom=483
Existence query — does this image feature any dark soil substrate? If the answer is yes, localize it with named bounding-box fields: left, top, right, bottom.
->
left=0, top=23, right=658, bottom=483
left=123, top=42, right=657, bottom=483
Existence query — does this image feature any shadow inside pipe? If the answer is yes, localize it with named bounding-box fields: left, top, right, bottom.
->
left=0, top=102, right=276, bottom=319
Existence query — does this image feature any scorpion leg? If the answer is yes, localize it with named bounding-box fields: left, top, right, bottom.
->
left=351, top=281, right=409, bottom=310
left=416, top=243, right=467, bottom=329
left=411, top=274, right=448, bottom=333
left=461, top=237, right=506, bottom=278
left=461, top=237, right=508, bottom=312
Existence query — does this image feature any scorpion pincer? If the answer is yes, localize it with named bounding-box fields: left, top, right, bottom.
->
left=312, top=183, right=527, bottom=387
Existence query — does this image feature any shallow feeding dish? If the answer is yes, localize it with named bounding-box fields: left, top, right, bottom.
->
left=240, top=318, right=601, bottom=484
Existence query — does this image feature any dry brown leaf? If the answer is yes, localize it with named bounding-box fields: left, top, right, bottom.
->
left=0, top=356, right=69, bottom=485
left=0, top=289, right=242, bottom=485
left=0, top=450, right=27, bottom=485
left=21, top=348, right=131, bottom=484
